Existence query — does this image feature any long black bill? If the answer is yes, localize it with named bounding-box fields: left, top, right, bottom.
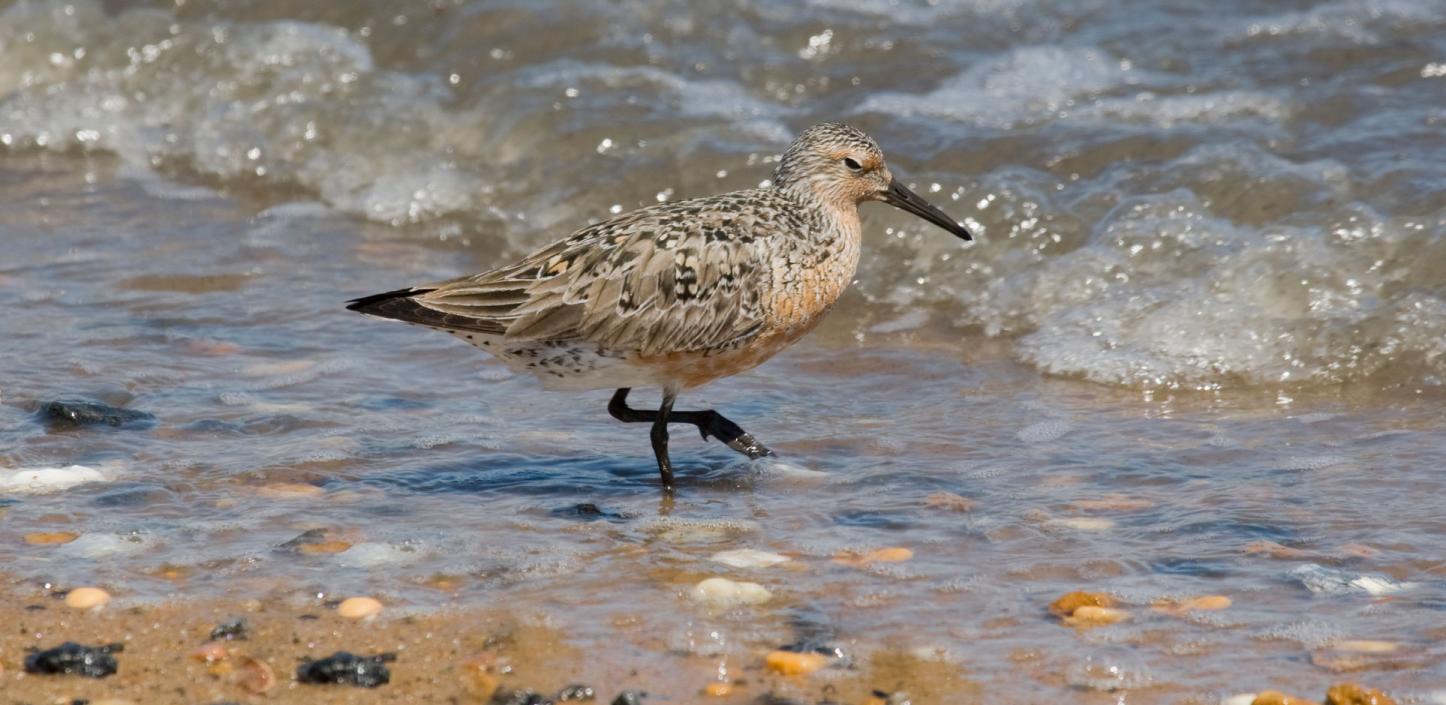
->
left=883, top=180, right=973, bottom=241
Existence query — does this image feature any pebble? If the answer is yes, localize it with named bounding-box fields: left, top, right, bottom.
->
left=209, top=617, right=249, bottom=641
left=1154, top=595, right=1232, bottom=614
left=337, top=596, right=384, bottom=619
left=710, top=548, right=790, bottom=569
left=1063, top=605, right=1130, bottom=627
left=703, top=682, right=733, bottom=697
left=492, top=689, right=552, bottom=705
left=24, top=531, right=80, bottom=545
left=833, top=547, right=913, bottom=566
left=0, top=465, right=110, bottom=494
left=296, top=651, right=394, bottom=687
left=611, top=690, right=646, bottom=705
left=924, top=491, right=976, bottom=512
left=61, top=532, right=148, bottom=558
left=764, top=650, right=827, bottom=675
left=257, top=482, right=325, bottom=498
left=688, top=577, right=772, bottom=607
left=1289, top=564, right=1410, bottom=595
left=64, top=586, right=112, bottom=610
left=1252, top=691, right=1320, bottom=705
left=299, top=540, right=353, bottom=555
left=232, top=654, right=276, bottom=694
left=460, top=652, right=500, bottom=699
left=1324, top=683, right=1397, bottom=705
left=1244, top=540, right=1313, bottom=559
left=1332, top=640, right=1398, bottom=653
left=35, top=399, right=154, bottom=428
left=189, top=641, right=230, bottom=663
left=1223, top=696, right=1259, bottom=705
left=1049, top=591, right=1115, bottom=617
left=1051, top=516, right=1116, bottom=531
left=1069, top=495, right=1155, bottom=512
left=24, top=641, right=122, bottom=678
left=557, top=684, right=596, bottom=700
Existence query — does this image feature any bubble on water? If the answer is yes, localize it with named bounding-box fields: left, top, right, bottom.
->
left=1277, top=454, right=1352, bottom=471
left=1016, top=420, right=1071, bottom=443
left=640, top=516, right=760, bottom=543
left=335, top=542, right=424, bottom=568
left=1262, top=618, right=1342, bottom=649
left=1063, top=648, right=1152, bottom=692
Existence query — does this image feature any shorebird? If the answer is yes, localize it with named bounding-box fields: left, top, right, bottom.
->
left=348, top=122, right=972, bottom=490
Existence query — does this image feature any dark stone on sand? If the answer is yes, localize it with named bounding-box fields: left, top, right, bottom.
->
left=24, top=641, right=123, bottom=678
left=551, top=503, right=632, bottom=523
left=873, top=690, right=913, bottom=705
left=209, top=617, right=248, bottom=641
left=557, top=684, right=596, bottom=701
left=610, top=690, right=646, bottom=705
left=492, top=689, right=553, bottom=705
left=36, top=399, right=154, bottom=429
left=295, top=651, right=394, bottom=687
left=278, top=528, right=328, bottom=551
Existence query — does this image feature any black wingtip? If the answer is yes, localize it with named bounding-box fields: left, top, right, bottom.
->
left=345, top=287, right=436, bottom=314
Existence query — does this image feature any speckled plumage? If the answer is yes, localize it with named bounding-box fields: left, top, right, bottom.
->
left=349, top=122, right=972, bottom=488
left=352, top=124, right=896, bottom=391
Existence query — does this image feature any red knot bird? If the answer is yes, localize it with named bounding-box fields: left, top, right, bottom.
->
left=348, top=122, right=972, bottom=490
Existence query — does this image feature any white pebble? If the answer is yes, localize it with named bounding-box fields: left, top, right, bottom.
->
left=1220, top=695, right=1257, bottom=705
left=0, top=465, right=109, bottom=493
left=335, top=542, right=421, bottom=568
left=337, top=596, right=383, bottom=619
left=64, top=586, right=111, bottom=610
left=710, top=549, right=790, bottom=569
left=1051, top=517, right=1115, bottom=531
left=689, top=577, right=772, bottom=607
left=61, top=533, right=148, bottom=559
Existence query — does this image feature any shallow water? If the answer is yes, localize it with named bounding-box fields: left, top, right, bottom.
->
left=1, top=0, right=1444, bottom=701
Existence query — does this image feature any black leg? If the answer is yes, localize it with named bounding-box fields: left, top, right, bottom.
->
left=651, top=392, right=675, bottom=491
left=608, top=388, right=774, bottom=464
left=670, top=409, right=773, bottom=460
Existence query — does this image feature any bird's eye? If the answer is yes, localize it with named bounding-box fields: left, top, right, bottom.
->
left=842, top=157, right=863, bottom=171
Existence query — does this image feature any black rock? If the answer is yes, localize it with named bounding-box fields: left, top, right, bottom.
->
left=492, top=689, right=553, bottom=705
left=557, top=684, right=596, bottom=701
left=295, top=651, right=394, bottom=687
left=278, top=528, right=328, bottom=552
left=610, top=690, right=646, bottom=705
left=24, top=641, right=123, bottom=678
left=36, top=399, right=154, bottom=429
left=551, top=503, right=631, bottom=522
left=209, top=617, right=248, bottom=641
left=871, top=690, right=912, bottom=705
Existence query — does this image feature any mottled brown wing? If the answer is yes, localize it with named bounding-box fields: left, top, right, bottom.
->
left=410, top=193, right=785, bottom=356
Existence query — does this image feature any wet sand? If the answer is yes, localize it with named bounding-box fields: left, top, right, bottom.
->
left=0, top=586, right=979, bottom=705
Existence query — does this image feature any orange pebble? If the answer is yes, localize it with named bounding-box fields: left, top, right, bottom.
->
left=704, top=682, right=733, bottom=697
left=1049, top=591, right=1114, bottom=617
left=297, top=540, right=352, bottom=555
left=24, top=531, right=79, bottom=545
left=1252, top=691, right=1321, bottom=705
left=833, top=547, right=913, bottom=566
left=1324, top=682, right=1397, bottom=705
left=1063, top=605, right=1130, bottom=627
left=764, top=650, right=827, bottom=675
